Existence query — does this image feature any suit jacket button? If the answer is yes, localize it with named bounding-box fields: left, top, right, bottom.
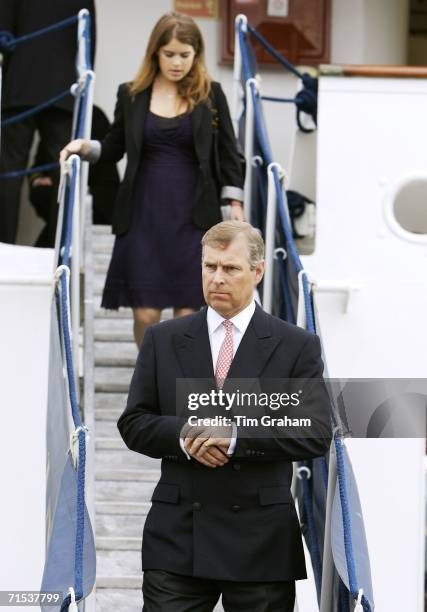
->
left=231, top=505, right=241, bottom=512
left=193, top=502, right=202, bottom=511
left=233, top=463, right=241, bottom=471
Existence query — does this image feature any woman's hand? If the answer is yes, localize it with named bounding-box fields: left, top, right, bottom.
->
left=229, top=200, right=245, bottom=221
left=59, top=139, right=89, bottom=165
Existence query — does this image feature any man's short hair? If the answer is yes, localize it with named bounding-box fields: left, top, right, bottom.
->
left=202, top=221, right=265, bottom=269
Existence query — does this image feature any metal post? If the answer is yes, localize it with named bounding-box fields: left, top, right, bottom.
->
left=244, top=78, right=258, bottom=222
left=319, top=441, right=337, bottom=612
left=77, top=9, right=91, bottom=77
left=79, top=70, right=95, bottom=247
left=263, top=163, right=282, bottom=313
left=232, top=15, right=246, bottom=138
left=53, top=171, right=66, bottom=269
left=69, top=155, right=81, bottom=386
left=70, top=82, right=80, bottom=141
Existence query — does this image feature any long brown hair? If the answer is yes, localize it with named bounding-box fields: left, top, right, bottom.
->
left=129, top=12, right=211, bottom=110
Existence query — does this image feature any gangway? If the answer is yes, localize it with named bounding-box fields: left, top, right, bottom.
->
left=0, top=9, right=426, bottom=612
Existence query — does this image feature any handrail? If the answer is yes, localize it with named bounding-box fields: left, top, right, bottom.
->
left=263, top=162, right=282, bottom=313
left=243, top=78, right=257, bottom=221
left=0, top=15, right=79, bottom=52
left=234, top=15, right=374, bottom=612
left=320, top=63, right=427, bottom=78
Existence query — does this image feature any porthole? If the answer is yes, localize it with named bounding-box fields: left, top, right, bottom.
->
left=385, top=176, right=427, bottom=243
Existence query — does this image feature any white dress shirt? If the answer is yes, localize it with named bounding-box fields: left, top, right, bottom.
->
left=180, top=300, right=256, bottom=460
left=207, top=300, right=256, bottom=372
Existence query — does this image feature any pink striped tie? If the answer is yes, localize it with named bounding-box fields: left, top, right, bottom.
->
left=215, top=320, right=233, bottom=389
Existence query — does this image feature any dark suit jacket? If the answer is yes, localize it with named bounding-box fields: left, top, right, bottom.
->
left=97, top=81, right=244, bottom=236
left=118, top=305, right=332, bottom=582
left=0, top=0, right=96, bottom=112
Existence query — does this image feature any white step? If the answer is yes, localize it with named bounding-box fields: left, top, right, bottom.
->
left=95, top=449, right=160, bottom=470
left=95, top=261, right=109, bottom=275
left=97, top=501, right=150, bottom=515
left=95, top=341, right=137, bottom=367
left=95, top=306, right=133, bottom=319
left=95, top=419, right=121, bottom=438
left=97, top=536, right=141, bottom=551
left=96, top=478, right=157, bottom=503
left=96, top=449, right=161, bottom=470
left=97, top=514, right=144, bottom=539
left=95, top=366, right=134, bottom=392
left=95, top=392, right=128, bottom=412
left=94, top=275, right=107, bottom=296
left=96, top=588, right=142, bottom=612
left=94, top=318, right=134, bottom=342
left=96, top=408, right=123, bottom=421
left=97, top=549, right=141, bottom=580
left=92, top=225, right=113, bottom=235
left=92, top=232, right=115, bottom=253
left=96, top=437, right=128, bottom=450
left=96, top=468, right=159, bottom=482
left=97, top=575, right=141, bottom=589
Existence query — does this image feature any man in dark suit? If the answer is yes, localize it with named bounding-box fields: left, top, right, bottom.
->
left=118, top=221, right=331, bottom=612
left=0, top=0, right=96, bottom=244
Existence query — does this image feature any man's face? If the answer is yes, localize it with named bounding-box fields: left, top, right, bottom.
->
left=202, top=235, right=264, bottom=319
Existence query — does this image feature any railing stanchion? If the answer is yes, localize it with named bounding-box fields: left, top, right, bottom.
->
left=244, top=78, right=257, bottom=223
left=232, top=15, right=246, bottom=138
left=263, top=163, right=282, bottom=313
left=68, top=156, right=81, bottom=385
left=77, top=9, right=91, bottom=76
left=79, top=71, right=95, bottom=247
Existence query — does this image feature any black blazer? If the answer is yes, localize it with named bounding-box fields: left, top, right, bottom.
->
left=118, top=305, right=332, bottom=582
left=97, top=81, right=244, bottom=236
left=0, top=0, right=96, bottom=112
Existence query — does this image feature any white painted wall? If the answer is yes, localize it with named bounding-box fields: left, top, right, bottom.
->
left=0, top=245, right=53, bottom=594
left=308, top=74, right=427, bottom=611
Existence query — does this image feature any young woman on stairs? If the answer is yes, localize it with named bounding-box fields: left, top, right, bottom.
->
left=60, top=11, right=244, bottom=348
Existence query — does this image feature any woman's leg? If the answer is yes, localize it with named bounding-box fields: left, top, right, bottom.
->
left=173, top=307, right=196, bottom=319
left=133, top=307, right=161, bottom=349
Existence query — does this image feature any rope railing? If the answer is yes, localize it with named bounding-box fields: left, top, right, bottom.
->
left=1, top=89, right=72, bottom=128
left=246, top=22, right=318, bottom=132
left=0, top=15, right=79, bottom=53
left=0, top=9, right=93, bottom=178
left=0, top=71, right=89, bottom=179
left=0, top=10, right=96, bottom=610
left=236, top=15, right=373, bottom=612
left=53, top=156, right=89, bottom=612
left=0, top=161, right=59, bottom=180
left=240, top=53, right=315, bottom=325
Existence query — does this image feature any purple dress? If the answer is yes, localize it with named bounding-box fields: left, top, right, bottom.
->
left=101, top=110, right=205, bottom=310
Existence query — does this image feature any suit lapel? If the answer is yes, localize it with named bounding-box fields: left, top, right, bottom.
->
left=226, top=304, right=280, bottom=382
left=173, top=307, right=215, bottom=381
left=130, top=86, right=151, bottom=154
left=173, top=305, right=280, bottom=392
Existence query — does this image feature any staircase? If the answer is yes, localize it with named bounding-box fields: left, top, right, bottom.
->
left=88, top=225, right=161, bottom=611
left=86, top=225, right=223, bottom=612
